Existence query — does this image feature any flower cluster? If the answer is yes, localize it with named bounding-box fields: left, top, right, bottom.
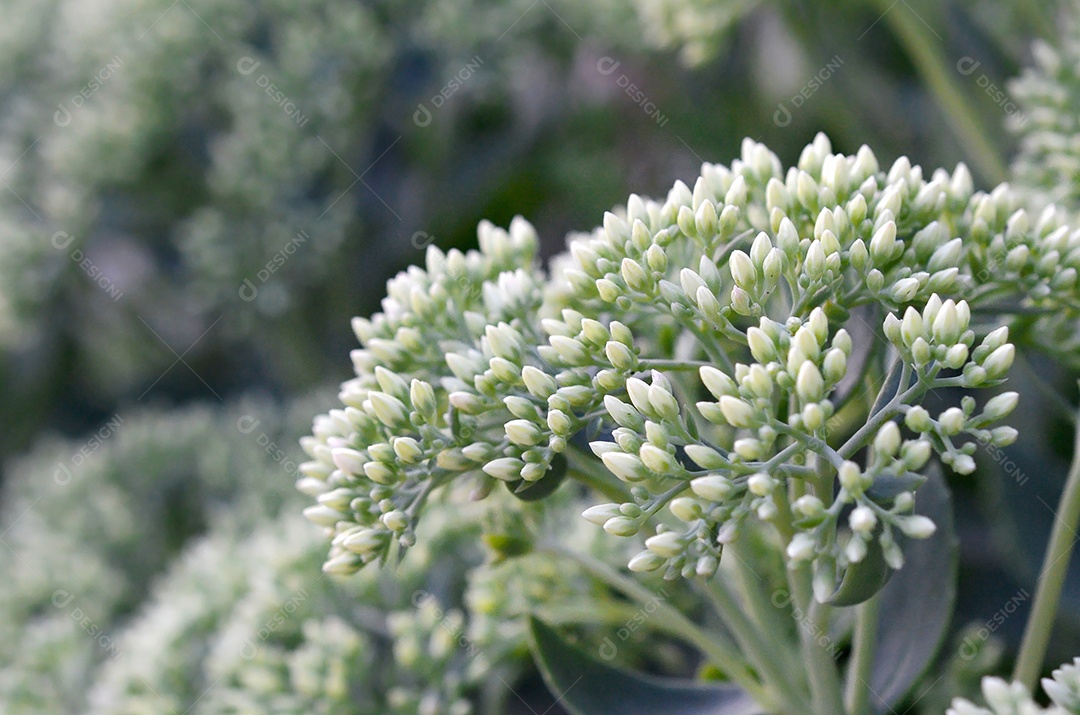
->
left=947, top=658, right=1080, bottom=715
left=302, top=134, right=1080, bottom=599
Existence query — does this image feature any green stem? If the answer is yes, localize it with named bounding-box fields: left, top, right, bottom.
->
left=1012, top=402, right=1080, bottom=689
left=702, top=576, right=808, bottom=711
left=845, top=593, right=881, bottom=715
left=876, top=0, right=1007, bottom=184
left=789, top=564, right=847, bottom=715
left=540, top=545, right=773, bottom=707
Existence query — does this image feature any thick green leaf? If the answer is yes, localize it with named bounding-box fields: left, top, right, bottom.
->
left=527, top=617, right=760, bottom=715
left=865, top=467, right=958, bottom=712
left=826, top=527, right=894, bottom=607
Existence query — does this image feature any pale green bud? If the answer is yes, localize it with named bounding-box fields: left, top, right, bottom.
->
left=604, top=516, right=639, bottom=537
left=506, top=419, right=544, bottom=446
left=602, top=452, right=648, bottom=482
left=646, top=531, right=685, bottom=558
left=583, top=503, right=623, bottom=526
left=696, top=201, right=718, bottom=237
left=304, top=505, right=346, bottom=527
left=951, top=453, right=977, bottom=475
left=898, top=515, right=936, bottom=539
left=928, top=238, right=963, bottom=272
left=605, top=395, right=644, bottom=431
left=691, top=475, right=734, bottom=501
left=725, top=175, right=748, bottom=206
left=730, top=286, right=752, bottom=315
left=522, top=366, right=557, bottom=399
left=621, top=257, right=649, bottom=292
left=369, top=391, right=409, bottom=427
left=628, top=550, right=666, bottom=572
left=745, top=364, right=773, bottom=398
left=875, top=421, right=901, bottom=457
left=483, top=457, right=526, bottom=481
left=645, top=244, right=667, bottom=273
left=489, top=357, right=521, bottom=383
left=763, top=248, right=784, bottom=286
left=747, top=472, right=776, bottom=496
left=677, top=205, right=697, bottom=237
left=547, top=409, right=573, bottom=436
left=648, top=383, right=680, bottom=421
left=393, top=437, right=424, bottom=464
left=911, top=337, right=932, bottom=364
left=867, top=269, right=885, bottom=292
left=449, top=391, right=484, bottom=414
left=905, top=406, right=932, bottom=432
left=796, top=362, right=825, bottom=402
left=823, top=348, right=847, bottom=383
left=849, top=506, right=876, bottom=533
left=991, top=426, right=1018, bottom=446
left=410, top=379, right=437, bottom=418
left=983, top=344, right=1015, bottom=379
left=729, top=250, right=757, bottom=290
left=596, top=278, right=621, bottom=302
left=839, top=461, right=863, bottom=492
left=342, top=528, right=386, bottom=555
left=801, top=403, right=825, bottom=431
left=549, top=335, right=589, bottom=365
left=700, top=365, right=737, bottom=398
left=983, top=392, right=1019, bottom=420
left=331, top=448, right=365, bottom=476
left=869, top=221, right=897, bottom=264
left=794, top=495, right=826, bottom=519
left=938, top=407, right=965, bottom=436
left=670, top=497, right=703, bottom=522
left=719, top=395, right=756, bottom=428
left=605, top=340, right=638, bottom=371
left=777, top=217, right=800, bottom=256
left=750, top=231, right=773, bottom=266
left=787, top=533, right=817, bottom=562
left=900, top=307, right=924, bottom=346
left=381, top=510, right=409, bottom=532
left=684, top=444, right=729, bottom=469
left=747, top=327, right=777, bottom=363
left=891, top=277, right=920, bottom=303
left=734, top=438, right=764, bottom=460
left=944, top=344, right=969, bottom=369
left=626, top=377, right=653, bottom=415
left=804, top=240, right=826, bottom=279
left=640, top=444, right=678, bottom=474
left=932, top=300, right=962, bottom=345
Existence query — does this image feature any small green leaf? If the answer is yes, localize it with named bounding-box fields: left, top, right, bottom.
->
left=825, top=527, right=894, bottom=606
left=527, top=617, right=760, bottom=715
left=865, top=467, right=958, bottom=712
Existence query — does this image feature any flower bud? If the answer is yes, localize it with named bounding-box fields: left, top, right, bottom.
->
left=905, top=406, right=932, bottom=433
left=898, top=515, right=936, bottom=539
left=369, top=392, right=409, bottom=427
left=684, top=444, right=729, bottom=469
left=787, top=533, right=817, bottom=562
left=729, top=250, right=757, bottom=289
left=393, top=437, right=424, bottom=464
left=506, top=419, right=543, bottom=446
left=796, top=362, right=826, bottom=402
left=719, top=396, right=756, bottom=428
left=691, top=475, right=733, bottom=501
left=891, top=277, right=920, bottom=303
left=849, top=506, right=877, bottom=533
left=645, top=531, right=685, bottom=558
left=839, top=460, right=863, bottom=492
left=483, top=457, right=526, bottom=481
left=747, top=327, right=778, bottom=363
left=823, top=348, right=847, bottom=383
left=648, top=383, right=681, bottom=421
left=869, top=221, right=897, bottom=264
left=410, top=379, right=437, bottom=418
left=604, top=516, right=639, bottom=536
left=628, top=550, right=666, bottom=572
left=582, top=503, right=623, bottom=526
left=932, top=300, right=962, bottom=345
left=621, top=258, right=649, bottom=292
left=605, top=395, right=644, bottom=431
left=700, top=366, right=737, bottom=398
left=640, top=444, right=678, bottom=474
left=983, top=344, right=1015, bottom=379
left=747, top=473, right=776, bottom=496
left=938, top=407, right=966, bottom=436
left=601, top=452, right=649, bottom=482
left=670, top=497, right=703, bottom=522
left=804, top=240, right=826, bottom=279
left=874, top=422, right=901, bottom=457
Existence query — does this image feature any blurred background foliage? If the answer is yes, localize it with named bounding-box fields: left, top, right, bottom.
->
left=0, top=0, right=1078, bottom=712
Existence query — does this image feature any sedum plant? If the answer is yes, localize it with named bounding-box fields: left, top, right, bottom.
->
left=302, top=134, right=1080, bottom=714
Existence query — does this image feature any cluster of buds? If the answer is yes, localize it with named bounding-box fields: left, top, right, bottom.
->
left=386, top=599, right=475, bottom=715
left=947, top=658, right=1080, bottom=714
left=304, top=133, right=1066, bottom=591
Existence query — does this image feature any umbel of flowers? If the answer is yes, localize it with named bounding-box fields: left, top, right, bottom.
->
left=301, top=134, right=1080, bottom=603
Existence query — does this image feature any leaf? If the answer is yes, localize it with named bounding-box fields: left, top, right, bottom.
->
left=825, top=526, right=894, bottom=606
left=865, top=467, right=958, bottom=712
left=527, top=617, right=760, bottom=715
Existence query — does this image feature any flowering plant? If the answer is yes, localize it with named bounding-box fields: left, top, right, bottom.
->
left=303, top=134, right=1080, bottom=714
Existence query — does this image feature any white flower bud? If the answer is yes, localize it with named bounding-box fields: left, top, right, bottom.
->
left=601, top=452, right=648, bottom=482
left=381, top=510, right=409, bottom=532
left=883, top=313, right=902, bottom=343
left=648, top=383, right=681, bottom=421
left=794, top=495, right=826, bottom=519
left=547, top=409, right=573, bottom=436
left=900, top=307, right=924, bottom=346
left=645, top=531, right=685, bottom=558
left=669, top=497, right=703, bottom=522
left=846, top=536, right=868, bottom=564
left=763, top=248, right=784, bottom=286
left=793, top=325, right=821, bottom=359
left=747, top=327, right=777, bottom=363
left=604, top=395, right=644, bottom=431
left=604, top=516, right=639, bottom=536
left=869, top=221, right=897, bottom=264
left=981, top=326, right=1010, bottom=351
left=304, top=505, right=347, bottom=527
left=550, top=335, right=589, bottom=365
left=483, top=457, right=526, bottom=481
left=823, top=348, right=847, bottom=383
left=801, top=403, right=825, bottom=431
left=932, top=300, right=962, bottom=345
left=729, top=250, right=757, bottom=289
left=902, top=440, right=932, bottom=470
left=983, top=344, right=1015, bottom=379
left=640, top=444, right=678, bottom=474
left=700, top=366, right=737, bottom=398
left=342, top=529, right=385, bottom=555
left=734, top=438, right=764, bottom=460
left=393, top=437, right=424, bottom=464
left=938, top=407, right=966, bottom=436
left=331, top=447, right=365, bottom=476
left=898, top=515, right=936, bottom=539
left=621, top=257, right=649, bottom=292
left=839, top=460, right=863, bottom=491
left=804, top=240, right=826, bottom=278
left=875, top=421, right=901, bottom=457
left=719, top=396, right=756, bottom=428
left=505, top=419, right=544, bottom=446
left=944, top=344, right=969, bottom=369
left=787, top=533, right=817, bottom=561
left=911, top=337, right=932, bottom=365
left=691, top=475, right=733, bottom=501
left=368, top=392, right=409, bottom=427
left=582, top=503, right=623, bottom=526
left=796, top=362, right=826, bottom=402
left=905, top=406, right=932, bottom=432
left=521, top=366, right=557, bottom=399
left=747, top=472, right=777, bottom=496
left=596, top=278, right=621, bottom=302
left=891, top=277, right=920, bottom=303
left=696, top=201, right=718, bottom=237
left=684, top=444, right=729, bottom=469
left=745, top=364, right=773, bottom=398
left=849, top=506, right=877, bottom=533
left=951, top=453, right=977, bottom=475
left=628, top=550, right=666, bottom=572
left=983, top=392, right=1019, bottom=420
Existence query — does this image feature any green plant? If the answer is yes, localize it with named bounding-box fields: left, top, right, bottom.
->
left=302, top=134, right=1080, bottom=714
